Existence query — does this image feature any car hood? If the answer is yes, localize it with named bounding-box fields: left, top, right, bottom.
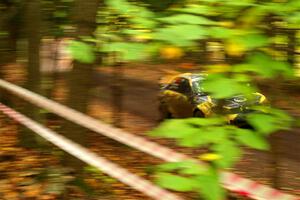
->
left=193, top=93, right=265, bottom=108
left=223, top=93, right=264, bottom=110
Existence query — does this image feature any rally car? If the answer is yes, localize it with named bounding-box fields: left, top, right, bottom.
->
left=158, top=73, right=267, bottom=126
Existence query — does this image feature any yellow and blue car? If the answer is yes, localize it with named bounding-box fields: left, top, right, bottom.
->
left=158, top=73, right=267, bottom=126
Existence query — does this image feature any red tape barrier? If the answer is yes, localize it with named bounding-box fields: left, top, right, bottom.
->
left=0, top=103, right=183, bottom=200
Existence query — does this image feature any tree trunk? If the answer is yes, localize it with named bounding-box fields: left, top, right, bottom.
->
left=287, top=29, right=296, bottom=67
left=63, top=0, right=100, bottom=168
left=268, top=17, right=281, bottom=189
left=26, top=0, right=41, bottom=95
left=111, top=62, right=124, bottom=128
left=0, top=1, right=18, bottom=65
left=19, top=0, right=42, bottom=148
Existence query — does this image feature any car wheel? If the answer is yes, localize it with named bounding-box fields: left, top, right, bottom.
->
left=193, top=110, right=205, bottom=118
left=158, top=103, right=172, bottom=121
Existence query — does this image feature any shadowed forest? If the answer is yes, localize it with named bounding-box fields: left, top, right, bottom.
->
left=0, top=0, right=300, bottom=199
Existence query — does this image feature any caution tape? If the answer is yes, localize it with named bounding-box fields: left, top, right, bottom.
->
left=0, top=103, right=183, bottom=200
left=0, top=79, right=299, bottom=200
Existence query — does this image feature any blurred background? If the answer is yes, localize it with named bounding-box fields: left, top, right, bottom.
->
left=0, top=0, right=300, bottom=199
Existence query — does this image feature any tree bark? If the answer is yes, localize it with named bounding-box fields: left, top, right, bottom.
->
left=26, top=0, right=41, bottom=96
left=63, top=0, right=101, bottom=168
left=19, top=0, right=42, bottom=148
left=287, top=29, right=296, bottom=67
left=111, top=62, right=124, bottom=128
left=0, top=1, right=18, bottom=65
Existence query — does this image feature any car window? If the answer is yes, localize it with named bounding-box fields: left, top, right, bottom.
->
left=166, top=79, right=179, bottom=91
left=168, top=78, right=191, bottom=95
left=192, top=77, right=206, bottom=95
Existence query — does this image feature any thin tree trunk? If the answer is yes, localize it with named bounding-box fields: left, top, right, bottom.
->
left=26, top=0, right=41, bottom=95
left=25, top=0, right=41, bottom=118
left=0, top=1, right=18, bottom=65
left=287, top=29, right=296, bottom=67
left=63, top=0, right=100, bottom=168
left=111, top=62, right=123, bottom=128
left=268, top=17, right=281, bottom=189
left=19, top=0, right=42, bottom=148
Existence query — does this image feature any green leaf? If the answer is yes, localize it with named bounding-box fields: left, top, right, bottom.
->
left=106, top=0, right=132, bottom=14
left=154, top=31, right=194, bottom=46
left=233, top=52, right=293, bottom=78
left=157, top=161, right=207, bottom=175
left=213, top=140, right=241, bottom=168
left=271, top=109, right=293, bottom=128
left=185, top=117, right=225, bottom=126
left=0, top=31, right=8, bottom=37
left=156, top=162, right=185, bottom=172
left=45, top=182, right=66, bottom=195
left=179, top=126, right=228, bottom=147
left=238, top=6, right=267, bottom=26
left=122, top=29, right=148, bottom=35
left=156, top=173, right=197, bottom=192
left=129, top=17, right=157, bottom=29
left=101, top=42, right=148, bottom=61
left=202, top=127, right=228, bottom=143
left=209, top=27, right=234, bottom=39
left=238, top=33, right=269, bottom=50
left=158, top=14, right=216, bottom=25
left=224, top=0, right=255, bottom=6
left=232, top=73, right=251, bottom=82
left=68, top=41, right=95, bottom=64
left=160, top=119, right=226, bottom=147
left=149, top=119, right=199, bottom=139
left=202, top=74, right=254, bottom=98
left=53, top=11, right=67, bottom=18
left=248, top=107, right=292, bottom=133
left=286, top=12, right=300, bottom=24
left=294, top=117, right=300, bottom=128
left=246, top=113, right=278, bottom=135
left=179, top=162, right=207, bottom=175
left=196, top=169, right=225, bottom=200
left=153, top=25, right=208, bottom=46
left=166, top=25, right=208, bottom=40
left=179, top=131, right=210, bottom=147
left=84, top=166, right=102, bottom=174
left=235, top=128, right=269, bottom=150
left=203, top=75, right=237, bottom=98
left=134, top=6, right=155, bottom=19
left=173, top=4, right=216, bottom=16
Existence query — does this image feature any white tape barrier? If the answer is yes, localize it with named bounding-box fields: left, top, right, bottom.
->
left=0, top=79, right=298, bottom=200
left=0, top=79, right=188, bottom=163
left=0, top=103, right=183, bottom=200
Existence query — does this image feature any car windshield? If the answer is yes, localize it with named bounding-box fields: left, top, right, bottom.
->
left=191, top=76, right=205, bottom=94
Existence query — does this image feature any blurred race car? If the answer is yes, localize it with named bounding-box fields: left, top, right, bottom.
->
left=158, top=73, right=267, bottom=126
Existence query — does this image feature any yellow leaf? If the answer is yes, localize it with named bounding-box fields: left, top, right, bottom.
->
left=225, top=42, right=245, bottom=57
left=160, top=46, right=184, bottom=59
left=199, top=153, right=222, bottom=161
left=4, top=192, right=18, bottom=200
left=205, top=64, right=231, bottom=73
left=40, top=194, right=56, bottom=200
left=133, top=34, right=152, bottom=42
left=23, top=184, right=42, bottom=197
left=218, top=21, right=234, bottom=28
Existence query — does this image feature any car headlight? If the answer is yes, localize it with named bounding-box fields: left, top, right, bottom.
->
left=254, top=93, right=268, bottom=104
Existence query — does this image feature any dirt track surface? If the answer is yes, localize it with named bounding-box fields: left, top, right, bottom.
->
left=91, top=65, right=300, bottom=196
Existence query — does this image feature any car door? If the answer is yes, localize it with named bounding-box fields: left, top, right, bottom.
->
left=163, top=77, right=194, bottom=118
